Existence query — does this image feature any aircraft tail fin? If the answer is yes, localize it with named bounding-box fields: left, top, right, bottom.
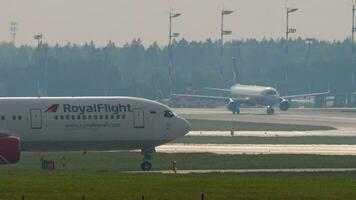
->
left=232, top=57, right=239, bottom=84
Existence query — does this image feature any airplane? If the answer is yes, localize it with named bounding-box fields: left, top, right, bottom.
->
left=0, top=96, right=190, bottom=171
left=172, top=58, right=329, bottom=115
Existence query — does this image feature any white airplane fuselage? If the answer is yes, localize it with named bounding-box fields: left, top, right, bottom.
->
left=0, top=96, right=190, bottom=151
left=230, top=84, right=281, bottom=106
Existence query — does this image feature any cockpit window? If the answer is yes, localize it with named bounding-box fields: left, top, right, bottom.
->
left=264, top=90, right=277, bottom=96
left=164, top=110, right=175, bottom=118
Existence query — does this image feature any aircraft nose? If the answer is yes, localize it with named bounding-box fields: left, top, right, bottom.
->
left=178, top=117, right=191, bottom=137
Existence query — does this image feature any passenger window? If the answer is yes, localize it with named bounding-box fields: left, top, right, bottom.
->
left=55, top=115, right=59, bottom=120
left=88, top=115, right=92, bottom=120
left=72, top=115, right=76, bottom=120
left=83, top=115, right=87, bottom=120
left=116, top=115, right=120, bottom=119
left=66, top=115, right=70, bottom=120
left=94, top=115, right=98, bottom=120
left=60, top=115, right=64, bottom=120
left=1, top=116, right=5, bottom=120
left=110, top=115, right=114, bottom=120
left=164, top=110, right=175, bottom=118
left=18, top=116, right=22, bottom=120
left=105, top=115, right=109, bottom=120
left=99, top=115, right=103, bottom=120
left=77, top=115, right=81, bottom=120
left=122, top=114, right=126, bottom=119
left=12, top=116, right=16, bottom=120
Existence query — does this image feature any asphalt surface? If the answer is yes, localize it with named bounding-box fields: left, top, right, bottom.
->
left=175, top=107, right=356, bottom=130
left=157, top=144, right=356, bottom=155
left=165, top=107, right=356, bottom=156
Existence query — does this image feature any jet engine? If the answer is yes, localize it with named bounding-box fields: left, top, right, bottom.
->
left=0, top=136, right=20, bottom=164
left=226, top=99, right=237, bottom=112
left=279, top=99, right=290, bottom=111
left=227, top=99, right=239, bottom=113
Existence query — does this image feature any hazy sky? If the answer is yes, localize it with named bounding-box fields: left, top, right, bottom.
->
left=0, top=0, right=354, bottom=47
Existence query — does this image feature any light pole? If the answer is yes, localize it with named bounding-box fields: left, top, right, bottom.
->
left=305, top=38, right=314, bottom=93
left=33, top=33, right=47, bottom=96
left=220, top=9, right=234, bottom=87
left=168, top=11, right=181, bottom=96
left=352, top=4, right=356, bottom=56
left=352, top=4, right=356, bottom=105
left=33, top=33, right=43, bottom=94
left=305, top=38, right=314, bottom=57
left=33, top=33, right=43, bottom=49
left=285, top=8, right=298, bottom=54
left=284, top=7, right=298, bottom=82
left=10, top=22, right=17, bottom=45
left=104, top=46, right=109, bottom=96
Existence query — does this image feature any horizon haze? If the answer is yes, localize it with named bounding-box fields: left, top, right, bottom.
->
left=0, top=0, right=354, bottom=47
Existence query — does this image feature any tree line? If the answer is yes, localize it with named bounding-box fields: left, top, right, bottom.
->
left=0, top=38, right=354, bottom=99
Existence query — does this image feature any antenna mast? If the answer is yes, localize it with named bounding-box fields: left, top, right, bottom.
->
left=10, top=22, right=17, bottom=45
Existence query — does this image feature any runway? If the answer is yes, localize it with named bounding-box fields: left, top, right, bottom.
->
left=167, top=108, right=356, bottom=156
left=175, top=107, right=356, bottom=130
left=157, top=144, right=356, bottom=155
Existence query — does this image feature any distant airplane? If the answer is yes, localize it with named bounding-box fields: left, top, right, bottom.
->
left=0, top=96, right=190, bottom=171
left=173, top=58, right=329, bottom=115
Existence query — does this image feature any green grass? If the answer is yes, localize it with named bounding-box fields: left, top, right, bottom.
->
left=188, top=119, right=335, bottom=131
left=2, top=152, right=356, bottom=199
left=173, top=136, right=356, bottom=144
left=3, top=152, right=356, bottom=171
left=1, top=171, right=356, bottom=200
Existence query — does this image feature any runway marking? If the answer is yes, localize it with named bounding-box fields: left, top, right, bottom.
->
left=128, top=168, right=356, bottom=174
left=157, top=144, right=356, bottom=155
left=188, top=130, right=356, bottom=137
left=175, top=107, right=356, bottom=129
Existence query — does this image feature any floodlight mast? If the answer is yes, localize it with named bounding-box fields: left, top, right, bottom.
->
left=33, top=33, right=47, bottom=96
left=352, top=4, right=356, bottom=103
left=285, top=8, right=298, bottom=54
left=353, top=5, right=356, bottom=56
left=104, top=45, right=110, bottom=96
left=220, top=9, right=234, bottom=87
left=168, top=11, right=181, bottom=96
left=305, top=38, right=314, bottom=57
left=10, top=22, right=17, bottom=45
left=284, top=7, right=298, bottom=82
left=33, top=33, right=43, bottom=49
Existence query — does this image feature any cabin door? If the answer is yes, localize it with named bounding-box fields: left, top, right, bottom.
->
left=133, top=108, right=145, bottom=128
left=30, top=109, right=42, bottom=129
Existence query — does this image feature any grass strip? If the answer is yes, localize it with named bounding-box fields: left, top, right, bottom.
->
left=2, top=152, right=356, bottom=171
left=1, top=171, right=356, bottom=200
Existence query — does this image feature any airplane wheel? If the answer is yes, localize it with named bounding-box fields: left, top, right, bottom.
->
left=233, top=104, right=240, bottom=115
left=235, top=108, right=240, bottom=115
left=233, top=109, right=240, bottom=115
left=141, top=161, right=152, bottom=171
left=266, top=106, right=274, bottom=115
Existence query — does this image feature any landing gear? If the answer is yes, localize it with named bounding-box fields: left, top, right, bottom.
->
left=233, top=104, right=240, bottom=115
left=141, top=161, right=152, bottom=171
left=228, top=100, right=240, bottom=115
left=266, top=106, right=274, bottom=115
left=141, top=147, right=155, bottom=171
